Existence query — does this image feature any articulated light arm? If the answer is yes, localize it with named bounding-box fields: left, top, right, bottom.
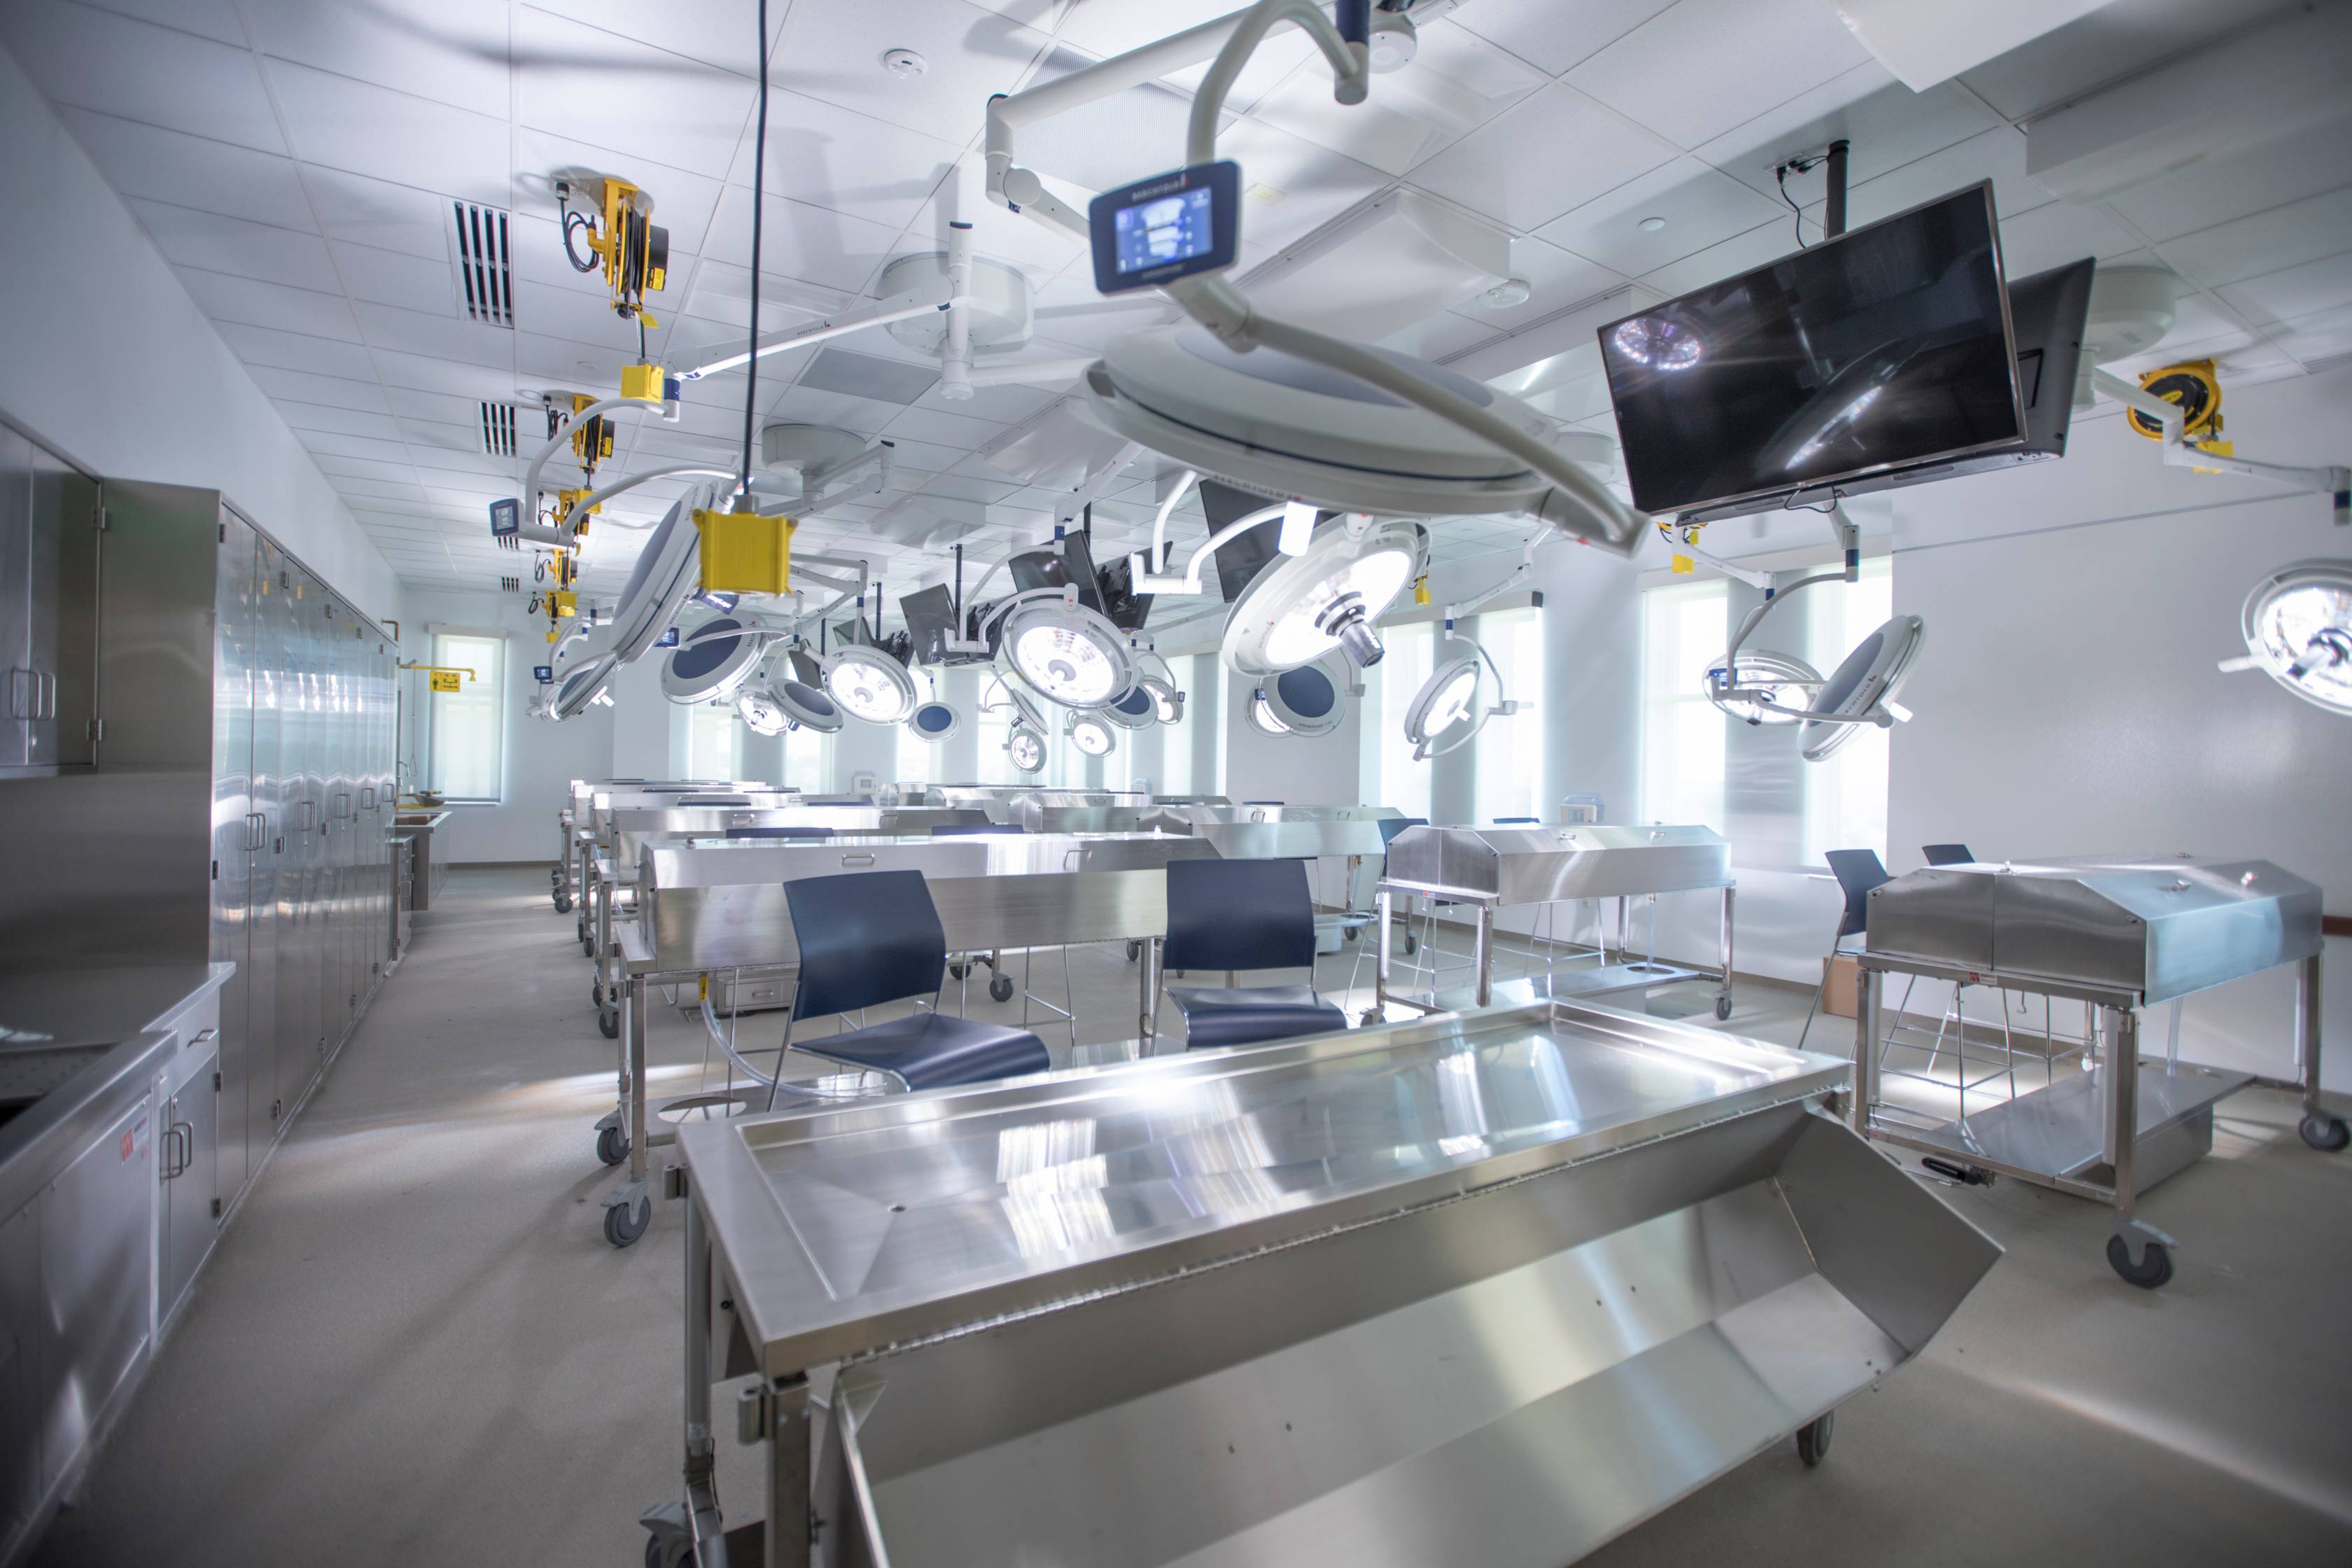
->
left=2092, top=367, right=2349, bottom=523
left=1186, top=1, right=1366, bottom=164
left=522, top=394, right=664, bottom=514
left=1127, top=500, right=1286, bottom=595
left=685, top=223, right=975, bottom=381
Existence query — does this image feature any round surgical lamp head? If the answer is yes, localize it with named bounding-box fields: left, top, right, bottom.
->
left=1130, top=652, right=1186, bottom=724
left=1801, top=615, right=1925, bottom=762
left=1000, top=598, right=1133, bottom=708
left=660, top=616, right=764, bottom=705
left=763, top=664, right=845, bottom=734
left=1222, top=516, right=1427, bottom=678
left=820, top=644, right=917, bottom=725
left=552, top=650, right=618, bottom=720
left=1405, top=649, right=1483, bottom=759
left=906, top=699, right=962, bottom=742
left=1252, top=659, right=1350, bottom=738
left=1066, top=709, right=1116, bottom=757
left=1100, top=682, right=1158, bottom=731
left=1705, top=649, right=1823, bottom=727
left=2239, top=559, right=2352, bottom=715
left=1082, top=326, right=1574, bottom=517
left=610, top=489, right=716, bottom=663
left=1005, top=723, right=1047, bottom=774
left=737, top=687, right=790, bottom=736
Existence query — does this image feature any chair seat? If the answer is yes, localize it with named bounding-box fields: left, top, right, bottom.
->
left=1169, top=984, right=1347, bottom=1051
left=798, top=1010, right=1048, bottom=1091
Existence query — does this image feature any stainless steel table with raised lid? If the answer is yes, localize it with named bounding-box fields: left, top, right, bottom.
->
left=1854, top=852, right=2342, bottom=1287
left=640, top=997, right=1998, bottom=1568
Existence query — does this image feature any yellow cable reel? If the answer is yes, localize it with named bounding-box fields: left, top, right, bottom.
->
left=2127, top=358, right=2222, bottom=444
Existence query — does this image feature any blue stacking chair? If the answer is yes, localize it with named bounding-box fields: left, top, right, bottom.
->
left=723, top=825, right=832, bottom=839
left=767, top=871, right=1048, bottom=1107
left=931, top=822, right=1026, bottom=835
left=1161, top=858, right=1347, bottom=1051
left=1494, top=816, right=1541, bottom=824
left=1798, top=848, right=1891, bottom=1053
left=1921, top=842, right=1974, bottom=866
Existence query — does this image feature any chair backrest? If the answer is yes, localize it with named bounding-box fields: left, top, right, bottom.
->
left=1494, top=816, right=1540, bottom=825
left=930, top=822, right=1024, bottom=836
left=1163, top=858, right=1316, bottom=973
left=1921, top=843, right=1974, bottom=866
left=1378, top=816, right=1427, bottom=849
left=782, top=870, right=946, bottom=1020
left=1242, top=799, right=1284, bottom=806
left=724, top=825, right=831, bottom=839
left=1823, top=848, right=1891, bottom=939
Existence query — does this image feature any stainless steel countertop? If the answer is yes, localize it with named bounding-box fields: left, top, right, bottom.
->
left=0, top=962, right=235, bottom=1049
left=680, top=997, right=1847, bottom=1375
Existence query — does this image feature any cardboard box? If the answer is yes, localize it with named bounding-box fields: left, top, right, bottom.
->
left=1823, top=953, right=1860, bottom=1018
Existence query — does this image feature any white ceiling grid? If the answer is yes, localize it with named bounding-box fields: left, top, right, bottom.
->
left=0, top=0, right=2343, bottom=598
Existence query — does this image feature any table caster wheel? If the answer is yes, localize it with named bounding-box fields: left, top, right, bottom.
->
left=989, top=974, right=1016, bottom=1003
left=948, top=961, right=969, bottom=981
left=596, top=1124, right=629, bottom=1166
left=1714, top=994, right=1733, bottom=1021
left=598, top=1007, right=620, bottom=1040
left=1796, top=1411, right=1833, bottom=1466
left=1126, top=941, right=1141, bottom=961
left=592, top=979, right=604, bottom=1006
left=555, top=895, right=572, bottom=913
left=582, top=936, right=595, bottom=958
left=603, top=1194, right=650, bottom=1248
left=2299, top=1112, right=2349, bottom=1152
left=1402, top=931, right=1418, bottom=956
left=2106, top=1233, right=2171, bottom=1289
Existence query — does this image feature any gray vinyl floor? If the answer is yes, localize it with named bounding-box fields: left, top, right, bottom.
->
left=31, top=866, right=2352, bottom=1567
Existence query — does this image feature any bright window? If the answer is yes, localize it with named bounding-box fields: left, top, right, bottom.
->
left=1638, top=580, right=1728, bottom=830
left=779, top=724, right=829, bottom=794
left=1366, top=620, right=1435, bottom=820
left=687, top=704, right=738, bottom=782
left=427, top=631, right=503, bottom=803
left=1474, top=608, right=1546, bottom=822
left=1802, top=555, right=1893, bottom=862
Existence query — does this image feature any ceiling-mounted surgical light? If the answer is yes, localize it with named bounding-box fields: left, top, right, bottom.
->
left=820, top=643, right=918, bottom=725
left=2225, top=559, right=2352, bottom=715
left=1100, top=683, right=1157, bottom=730
left=1130, top=650, right=1185, bottom=724
left=1801, top=615, right=1926, bottom=762
left=1223, top=514, right=1427, bottom=677
left=1250, top=657, right=1352, bottom=738
left=737, top=687, right=791, bottom=736
left=1067, top=709, right=1116, bottom=756
left=661, top=615, right=766, bottom=705
left=551, top=648, right=618, bottom=721
left=1006, top=726, right=1047, bottom=774
left=1704, top=649, right=1823, bottom=727
left=906, top=697, right=962, bottom=741
left=762, top=654, right=846, bottom=734
left=1402, top=631, right=1517, bottom=759
left=1000, top=596, right=1134, bottom=708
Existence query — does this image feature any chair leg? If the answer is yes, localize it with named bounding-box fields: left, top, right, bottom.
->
left=763, top=1015, right=798, bottom=1114
left=1795, top=923, right=1848, bottom=1056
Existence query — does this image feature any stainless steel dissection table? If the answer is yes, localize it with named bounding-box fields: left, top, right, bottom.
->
left=1854, top=853, right=2342, bottom=1287
left=645, top=998, right=1998, bottom=1568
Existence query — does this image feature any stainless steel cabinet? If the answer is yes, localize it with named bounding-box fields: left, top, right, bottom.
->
left=0, top=425, right=99, bottom=774
left=156, top=1035, right=219, bottom=1329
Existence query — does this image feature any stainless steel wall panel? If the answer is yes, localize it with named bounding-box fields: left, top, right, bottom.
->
left=22, top=449, right=99, bottom=770
left=209, top=515, right=256, bottom=1209
left=0, top=424, right=29, bottom=769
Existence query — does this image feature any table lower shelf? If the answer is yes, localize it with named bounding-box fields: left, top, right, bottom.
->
left=1892, top=1055, right=2249, bottom=1187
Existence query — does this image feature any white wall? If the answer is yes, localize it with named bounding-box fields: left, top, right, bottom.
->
left=0, top=42, right=398, bottom=629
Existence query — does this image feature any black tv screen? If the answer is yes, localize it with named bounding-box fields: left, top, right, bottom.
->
left=1600, top=183, right=2024, bottom=518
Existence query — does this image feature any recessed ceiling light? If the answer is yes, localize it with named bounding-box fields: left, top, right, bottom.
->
left=1639, top=216, right=1668, bottom=233
left=881, top=48, right=927, bottom=79
left=1479, top=277, right=1532, bottom=309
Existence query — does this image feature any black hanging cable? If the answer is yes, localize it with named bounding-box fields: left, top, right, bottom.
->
left=739, top=0, right=770, bottom=498
left=1775, top=162, right=1809, bottom=250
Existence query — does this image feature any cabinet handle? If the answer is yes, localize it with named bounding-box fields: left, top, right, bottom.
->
left=160, top=1121, right=193, bottom=1180
left=839, top=853, right=876, bottom=867
left=244, top=811, right=266, bottom=850
left=6, top=668, right=31, bottom=720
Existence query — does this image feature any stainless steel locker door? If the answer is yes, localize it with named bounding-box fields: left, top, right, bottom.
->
left=209, top=515, right=257, bottom=1207
left=276, top=568, right=322, bottom=1124
left=0, top=424, right=29, bottom=768
left=25, top=448, right=98, bottom=768
left=241, top=534, right=286, bottom=1199
left=331, top=616, right=356, bottom=1035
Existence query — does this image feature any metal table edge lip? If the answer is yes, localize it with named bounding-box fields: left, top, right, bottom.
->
left=0, top=1029, right=177, bottom=1219
left=679, top=998, right=1851, bottom=1377
left=1853, top=948, right=2150, bottom=1009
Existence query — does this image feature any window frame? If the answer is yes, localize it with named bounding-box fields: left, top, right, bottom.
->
left=425, top=625, right=507, bottom=805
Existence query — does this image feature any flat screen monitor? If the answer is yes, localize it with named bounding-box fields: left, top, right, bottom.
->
left=1600, top=183, right=2025, bottom=519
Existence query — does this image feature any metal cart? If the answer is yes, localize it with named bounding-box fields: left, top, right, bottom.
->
left=1139, top=802, right=1406, bottom=944
left=645, top=997, right=1998, bottom=1568
left=592, top=830, right=1217, bottom=1246
left=1854, top=853, right=2344, bottom=1288
left=1376, top=824, right=1736, bottom=1020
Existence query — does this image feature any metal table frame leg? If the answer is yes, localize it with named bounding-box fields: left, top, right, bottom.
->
left=1138, top=934, right=1161, bottom=1047
left=601, top=974, right=654, bottom=1243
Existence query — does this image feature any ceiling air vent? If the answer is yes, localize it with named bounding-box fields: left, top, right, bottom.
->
left=480, top=401, right=517, bottom=456
left=451, top=202, right=514, bottom=327
left=500, top=575, right=521, bottom=593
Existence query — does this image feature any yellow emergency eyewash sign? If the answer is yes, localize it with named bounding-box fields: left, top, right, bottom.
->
left=430, top=671, right=463, bottom=693
left=402, top=661, right=477, bottom=694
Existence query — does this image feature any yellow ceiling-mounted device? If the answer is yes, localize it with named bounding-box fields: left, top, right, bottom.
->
left=694, top=509, right=797, bottom=597
left=557, top=174, right=667, bottom=327
left=2127, top=358, right=2222, bottom=444
left=564, top=393, right=615, bottom=480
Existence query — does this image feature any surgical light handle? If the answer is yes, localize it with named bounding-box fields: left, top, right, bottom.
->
left=2092, top=367, right=2348, bottom=524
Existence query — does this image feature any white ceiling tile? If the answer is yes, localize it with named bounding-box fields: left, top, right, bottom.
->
left=512, top=129, right=728, bottom=253
left=78, top=0, right=246, bottom=46
left=370, top=347, right=522, bottom=402
left=178, top=267, right=360, bottom=339
left=333, top=475, right=427, bottom=500
left=1016, top=75, right=1218, bottom=197
left=701, top=187, right=904, bottom=293
left=314, top=454, right=419, bottom=484
left=719, top=89, right=960, bottom=234
left=1410, top=83, right=1677, bottom=230
left=1634, top=218, right=1797, bottom=301
left=676, top=260, right=850, bottom=333
left=1956, top=0, right=2283, bottom=122
left=302, top=428, right=419, bottom=463
left=876, top=437, right=967, bottom=475
left=764, top=383, right=901, bottom=435
left=398, top=416, right=491, bottom=456
left=2269, top=300, right=2352, bottom=367
left=773, top=1, right=1054, bottom=142
left=1442, top=237, right=1623, bottom=332
left=1248, top=19, right=1547, bottom=178
left=242, top=0, right=509, bottom=118
left=1209, top=120, right=1387, bottom=254
left=267, top=58, right=510, bottom=206
left=216, top=319, right=378, bottom=380
left=1997, top=199, right=2146, bottom=278
left=1378, top=311, right=1501, bottom=363
left=1027, top=275, right=1172, bottom=351
left=1050, top=2, right=1310, bottom=113
left=510, top=279, right=648, bottom=350
left=1534, top=158, right=1786, bottom=276
left=514, top=330, right=643, bottom=392
left=1443, top=0, right=1678, bottom=76
left=512, top=7, right=757, bottom=179
left=295, top=163, right=459, bottom=260
left=332, top=239, right=463, bottom=316
left=1700, top=69, right=1997, bottom=218
left=276, top=400, right=403, bottom=439
left=531, top=0, right=778, bottom=77
left=55, top=108, right=315, bottom=230
left=2103, top=117, right=2352, bottom=243
left=0, top=0, right=286, bottom=152
left=386, top=386, right=491, bottom=425
left=2155, top=190, right=2352, bottom=290
left=248, top=364, right=391, bottom=411
left=883, top=405, right=1002, bottom=449
left=907, top=378, right=1058, bottom=424
left=1821, top=125, right=2047, bottom=235
left=1568, top=0, right=1869, bottom=152
left=353, top=300, right=512, bottom=369
left=2216, top=250, right=2352, bottom=327
left=125, top=198, right=342, bottom=289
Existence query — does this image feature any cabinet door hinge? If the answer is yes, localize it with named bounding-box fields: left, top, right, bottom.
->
left=218, top=522, right=226, bottom=543
left=213, top=1071, right=222, bottom=1092
left=211, top=1198, right=221, bottom=1218
left=88, top=718, right=104, bottom=741
left=98, top=508, right=111, bottom=532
